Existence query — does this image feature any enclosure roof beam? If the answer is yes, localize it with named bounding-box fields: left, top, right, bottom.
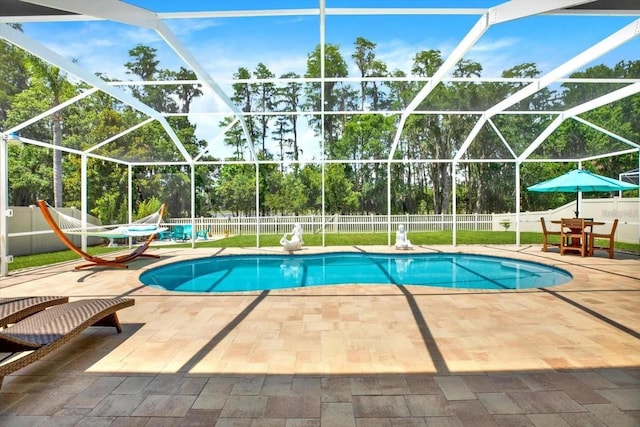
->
left=572, top=116, right=640, bottom=149
left=3, top=87, right=98, bottom=136
left=0, top=23, right=193, bottom=163
left=14, top=136, right=141, bottom=166
left=24, top=0, right=257, bottom=163
left=155, top=20, right=257, bottom=162
left=488, top=19, right=640, bottom=118
left=456, top=17, right=640, bottom=163
left=581, top=148, right=639, bottom=162
left=387, top=0, right=589, bottom=162
left=20, top=0, right=157, bottom=28
left=567, top=82, right=640, bottom=118
left=487, top=118, right=518, bottom=159
left=518, top=81, right=640, bottom=161
left=517, top=116, right=565, bottom=162
left=87, top=118, right=156, bottom=154
left=194, top=118, right=240, bottom=162
left=5, top=3, right=637, bottom=23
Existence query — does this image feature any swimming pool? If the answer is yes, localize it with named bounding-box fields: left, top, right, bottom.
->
left=139, top=252, right=572, bottom=292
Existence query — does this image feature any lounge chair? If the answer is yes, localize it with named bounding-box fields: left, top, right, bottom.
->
left=0, top=296, right=69, bottom=328
left=0, top=297, right=134, bottom=389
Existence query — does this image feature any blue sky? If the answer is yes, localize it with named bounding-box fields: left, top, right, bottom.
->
left=14, top=2, right=640, bottom=159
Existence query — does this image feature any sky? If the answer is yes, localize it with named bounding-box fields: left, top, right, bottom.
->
left=11, top=1, right=640, bottom=161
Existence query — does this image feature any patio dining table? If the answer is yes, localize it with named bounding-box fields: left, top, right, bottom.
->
left=551, top=219, right=605, bottom=255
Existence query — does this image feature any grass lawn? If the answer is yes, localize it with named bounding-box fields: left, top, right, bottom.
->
left=8, top=230, right=639, bottom=272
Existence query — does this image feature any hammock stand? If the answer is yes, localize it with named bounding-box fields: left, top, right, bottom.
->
left=37, top=200, right=167, bottom=270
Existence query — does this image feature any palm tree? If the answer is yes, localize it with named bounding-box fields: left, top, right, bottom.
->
left=25, top=58, right=72, bottom=207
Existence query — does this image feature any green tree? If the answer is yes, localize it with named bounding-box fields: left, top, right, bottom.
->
left=335, top=114, right=394, bottom=213
left=5, top=82, right=53, bottom=205
left=0, top=30, right=28, bottom=127
left=223, top=67, right=255, bottom=159
left=351, top=37, right=389, bottom=111
left=274, top=72, right=303, bottom=167
left=214, top=164, right=256, bottom=216
left=324, top=163, right=360, bottom=214
left=25, top=58, right=75, bottom=207
left=174, top=67, right=202, bottom=113
left=264, top=171, right=308, bottom=215
left=304, top=43, right=349, bottom=156
left=352, top=37, right=377, bottom=110
left=299, top=163, right=323, bottom=214
left=407, top=49, right=452, bottom=214
left=252, top=63, right=276, bottom=152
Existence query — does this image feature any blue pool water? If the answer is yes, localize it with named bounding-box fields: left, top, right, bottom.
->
left=139, top=252, right=572, bottom=293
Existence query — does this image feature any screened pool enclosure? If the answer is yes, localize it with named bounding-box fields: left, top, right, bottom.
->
left=1, top=1, right=639, bottom=276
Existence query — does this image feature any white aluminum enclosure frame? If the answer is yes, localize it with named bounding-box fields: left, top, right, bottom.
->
left=1, top=1, right=639, bottom=276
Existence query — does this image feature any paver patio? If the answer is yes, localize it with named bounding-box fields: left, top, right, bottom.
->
left=1, top=244, right=639, bottom=426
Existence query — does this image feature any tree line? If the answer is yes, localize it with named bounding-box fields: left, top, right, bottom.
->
left=1, top=26, right=638, bottom=224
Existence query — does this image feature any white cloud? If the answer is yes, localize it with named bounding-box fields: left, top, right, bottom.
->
left=374, top=39, right=419, bottom=74
left=470, top=37, right=519, bottom=53
left=166, top=18, right=222, bottom=36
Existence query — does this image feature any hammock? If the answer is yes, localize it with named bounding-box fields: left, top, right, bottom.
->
left=37, top=200, right=167, bottom=270
left=43, top=202, right=167, bottom=240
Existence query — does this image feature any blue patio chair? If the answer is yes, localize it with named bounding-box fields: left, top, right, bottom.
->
left=196, top=227, right=209, bottom=240
left=182, top=225, right=193, bottom=241
left=157, top=230, right=173, bottom=241
left=172, top=225, right=186, bottom=242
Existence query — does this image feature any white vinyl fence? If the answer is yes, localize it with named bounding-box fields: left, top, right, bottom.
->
left=495, top=196, right=639, bottom=244
left=4, top=197, right=638, bottom=258
left=167, top=213, right=493, bottom=238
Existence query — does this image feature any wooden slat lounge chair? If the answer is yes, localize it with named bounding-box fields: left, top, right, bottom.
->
left=0, top=296, right=69, bottom=328
left=0, top=297, right=134, bottom=389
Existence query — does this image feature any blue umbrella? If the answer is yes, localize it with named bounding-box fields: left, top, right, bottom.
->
left=527, top=169, right=638, bottom=217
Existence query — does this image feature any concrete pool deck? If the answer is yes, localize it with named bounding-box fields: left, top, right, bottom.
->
left=1, top=244, right=639, bottom=426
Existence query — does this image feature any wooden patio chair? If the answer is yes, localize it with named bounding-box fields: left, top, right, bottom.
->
left=0, top=296, right=69, bottom=328
left=540, top=217, right=561, bottom=252
left=0, top=297, right=134, bottom=389
left=560, top=218, right=587, bottom=257
left=589, top=219, right=618, bottom=259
